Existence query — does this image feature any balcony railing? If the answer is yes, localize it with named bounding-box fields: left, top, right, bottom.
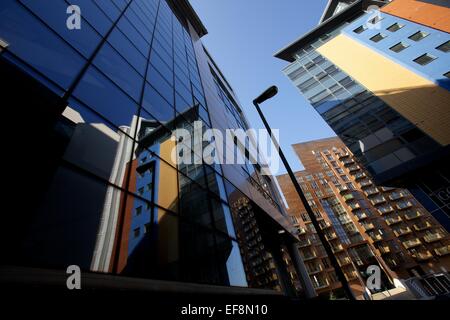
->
left=371, top=197, right=387, bottom=205
left=394, top=227, right=412, bottom=237
left=360, top=180, right=373, bottom=187
left=413, top=221, right=432, bottom=231
left=396, top=201, right=413, bottom=210
left=345, top=271, right=359, bottom=281
left=403, top=238, right=422, bottom=249
left=302, top=251, right=318, bottom=261
left=319, top=221, right=332, bottom=229
left=299, top=239, right=313, bottom=247
left=348, top=165, right=360, bottom=172
left=378, top=206, right=395, bottom=215
left=313, top=278, right=330, bottom=290
left=338, top=257, right=352, bottom=266
left=405, top=210, right=423, bottom=220
left=343, top=194, right=355, bottom=202
left=325, top=233, right=338, bottom=241
left=385, top=216, right=403, bottom=226
left=434, top=245, right=450, bottom=257
left=378, top=245, right=391, bottom=254
left=348, top=202, right=361, bottom=210
left=337, top=185, right=349, bottom=193
left=412, top=251, right=433, bottom=261
left=298, top=227, right=307, bottom=235
left=354, top=172, right=367, bottom=180
left=362, top=222, right=375, bottom=231
left=356, top=212, right=368, bottom=220
left=389, top=192, right=406, bottom=201
left=342, top=158, right=354, bottom=166
left=364, top=188, right=380, bottom=197
left=332, top=244, right=344, bottom=253
left=307, top=264, right=323, bottom=274
left=370, top=233, right=383, bottom=242
left=424, top=232, right=445, bottom=243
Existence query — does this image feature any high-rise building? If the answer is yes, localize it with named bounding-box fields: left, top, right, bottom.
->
left=0, top=0, right=313, bottom=297
left=275, top=0, right=450, bottom=231
left=277, top=137, right=450, bottom=299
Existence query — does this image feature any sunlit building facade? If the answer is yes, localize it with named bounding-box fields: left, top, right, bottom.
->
left=277, top=137, right=450, bottom=299
left=0, top=0, right=312, bottom=296
left=275, top=0, right=450, bottom=232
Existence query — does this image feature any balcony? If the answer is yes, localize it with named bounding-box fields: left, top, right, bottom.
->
left=354, top=172, right=367, bottom=180
left=348, top=165, right=360, bottom=173
left=362, top=222, right=375, bottom=231
left=412, top=251, right=433, bottom=262
left=371, top=196, right=387, bottom=206
left=337, top=152, right=350, bottom=160
left=338, top=257, right=352, bottom=266
left=298, top=227, right=307, bottom=235
left=356, top=212, right=369, bottom=221
left=402, top=238, right=422, bottom=249
left=396, top=201, right=413, bottom=210
left=424, top=232, right=445, bottom=243
left=302, top=251, right=318, bottom=261
left=345, top=271, right=359, bottom=281
left=307, top=264, right=324, bottom=275
left=405, top=210, right=423, bottom=220
left=360, top=180, right=373, bottom=187
left=378, top=245, right=391, bottom=254
left=394, top=227, right=412, bottom=237
left=378, top=206, right=395, bottom=215
left=319, top=221, right=332, bottom=230
left=389, top=192, right=406, bottom=201
left=325, top=233, right=338, bottom=241
left=434, top=245, right=450, bottom=257
left=364, top=188, right=380, bottom=197
left=343, top=193, right=355, bottom=202
left=348, top=202, right=361, bottom=211
left=370, top=233, right=383, bottom=242
left=332, top=244, right=344, bottom=253
left=342, top=158, right=354, bottom=165
left=299, top=239, right=313, bottom=247
left=385, top=216, right=403, bottom=226
left=413, top=221, right=432, bottom=231
left=337, top=185, right=349, bottom=194
left=312, top=278, right=330, bottom=290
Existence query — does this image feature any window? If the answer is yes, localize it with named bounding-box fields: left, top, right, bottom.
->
left=136, top=206, right=142, bottom=216
left=144, top=223, right=151, bottom=234
left=436, top=40, right=450, bottom=53
left=369, top=16, right=383, bottom=24
left=133, top=227, right=140, bottom=238
left=413, top=53, right=437, bottom=66
left=387, top=23, right=404, bottom=32
left=353, top=25, right=367, bottom=34
left=409, top=31, right=429, bottom=42
left=370, top=33, right=387, bottom=43
left=138, top=187, right=144, bottom=195
left=390, top=42, right=410, bottom=53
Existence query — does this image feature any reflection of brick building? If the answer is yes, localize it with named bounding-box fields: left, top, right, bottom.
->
left=278, top=137, right=450, bottom=298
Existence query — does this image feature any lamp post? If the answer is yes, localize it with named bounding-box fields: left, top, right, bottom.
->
left=253, top=86, right=355, bottom=300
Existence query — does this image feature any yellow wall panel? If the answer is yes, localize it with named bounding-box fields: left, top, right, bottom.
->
left=317, top=34, right=450, bottom=146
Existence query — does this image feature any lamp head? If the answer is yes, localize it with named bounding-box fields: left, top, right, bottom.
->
left=253, top=86, right=278, bottom=104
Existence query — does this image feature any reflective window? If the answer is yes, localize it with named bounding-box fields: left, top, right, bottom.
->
left=143, top=83, right=175, bottom=122
left=72, top=66, right=139, bottom=129
left=0, top=1, right=85, bottom=89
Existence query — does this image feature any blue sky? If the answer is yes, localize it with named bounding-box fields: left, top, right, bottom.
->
left=189, top=0, right=336, bottom=174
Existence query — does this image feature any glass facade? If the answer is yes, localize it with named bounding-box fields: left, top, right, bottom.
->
left=0, top=0, right=298, bottom=292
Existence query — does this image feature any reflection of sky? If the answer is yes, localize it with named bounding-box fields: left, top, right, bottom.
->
left=226, top=241, right=249, bottom=287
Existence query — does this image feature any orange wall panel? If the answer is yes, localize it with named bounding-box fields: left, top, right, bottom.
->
left=381, top=0, right=450, bottom=33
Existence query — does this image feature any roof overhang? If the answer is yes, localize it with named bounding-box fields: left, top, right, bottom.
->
left=274, top=0, right=386, bottom=62
left=167, top=0, right=208, bottom=38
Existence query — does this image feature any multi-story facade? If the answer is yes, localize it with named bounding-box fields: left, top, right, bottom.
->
left=0, top=0, right=313, bottom=297
left=275, top=0, right=450, bottom=232
left=277, top=137, right=450, bottom=298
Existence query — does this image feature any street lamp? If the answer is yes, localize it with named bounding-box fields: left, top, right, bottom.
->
left=253, top=86, right=356, bottom=300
